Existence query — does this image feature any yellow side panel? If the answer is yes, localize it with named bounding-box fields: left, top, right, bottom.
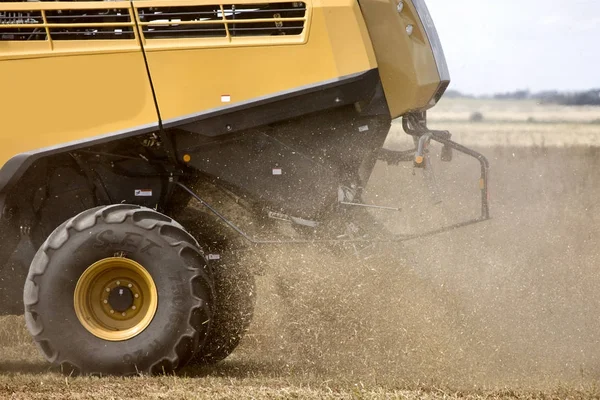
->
left=359, top=0, right=440, bottom=118
left=0, top=50, right=157, bottom=168
left=315, top=0, right=378, bottom=78
left=138, top=0, right=377, bottom=124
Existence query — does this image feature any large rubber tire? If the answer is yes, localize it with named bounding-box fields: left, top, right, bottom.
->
left=23, top=204, right=214, bottom=376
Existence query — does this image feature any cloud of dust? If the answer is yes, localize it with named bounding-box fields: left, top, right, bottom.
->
left=2, top=144, right=599, bottom=391
left=240, top=146, right=600, bottom=390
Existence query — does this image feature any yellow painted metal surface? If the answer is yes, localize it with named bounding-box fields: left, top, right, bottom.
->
left=0, top=52, right=158, bottom=168
left=0, top=2, right=158, bottom=169
left=139, top=0, right=378, bottom=124
left=0, top=0, right=441, bottom=175
left=359, top=0, right=441, bottom=118
left=74, top=257, right=158, bottom=342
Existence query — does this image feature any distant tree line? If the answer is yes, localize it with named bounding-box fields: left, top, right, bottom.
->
left=534, top=89, right=600, bottom=106
left=446, top=88, right=600, bottom=106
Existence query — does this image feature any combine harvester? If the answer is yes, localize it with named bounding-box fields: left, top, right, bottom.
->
left=0, top=0, right=489, bottom=375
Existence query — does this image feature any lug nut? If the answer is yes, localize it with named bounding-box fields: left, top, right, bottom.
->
left=128, top=284, right=132, bottom=288
left=122, top=312, right=126, bottom=317
left=116, top=281, right=120, bottom=285
left=132, top=306, right=136, bottom=310
left=105, top=288, right=110, bottom=292
left=103, top=300, right=108, bottom=304
left=134, top=294, right=139, bottom=298
left=110, top=310, right=114, bottom=314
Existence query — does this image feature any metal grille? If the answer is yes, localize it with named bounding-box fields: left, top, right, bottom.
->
left=137, top=5, right=227, bottom=39
left=224, top=2, right=306, bottom=37
left=0, top=1, right=307, bottom=42
left=137, top=2, right=307, bottom=39
left=45, top=9, right=134, bottom=40
left=0, top=7, right=134, bottom=41
left=0, top=11, right=46, bottom=41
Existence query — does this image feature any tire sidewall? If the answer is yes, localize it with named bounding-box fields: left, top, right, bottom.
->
left=31, top=216, right=207, bottom=374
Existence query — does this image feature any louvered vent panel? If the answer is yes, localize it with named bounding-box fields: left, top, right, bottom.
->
left=0, top=11, right=45, bottom=41
left=137, top=6, right=227, bottom=39
left=0, top=7, right=134, bottom=41
left=0, top=2, right=308, bottom=42
left=45, top=9, right=134, bottom=40
left=225, top=2, right=306, bottom=37
left=138, top=2, right=306, bottom=40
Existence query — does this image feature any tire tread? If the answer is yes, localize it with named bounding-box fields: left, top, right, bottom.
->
left=24, top=204, right=213, bottom=375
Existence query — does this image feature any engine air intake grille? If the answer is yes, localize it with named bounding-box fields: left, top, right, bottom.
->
left=0, top=1, right=308, bottom=44
left=137, top=2, right=307, bottom=39
left=137, top=6, right=227, bottom=39
left=0, top=7, right=134, bottom=41
left=0, top=11, right=45, bottom=41
left=224, top=2, right=306, bottom=37
left=45, top=9, right=134, bottom=40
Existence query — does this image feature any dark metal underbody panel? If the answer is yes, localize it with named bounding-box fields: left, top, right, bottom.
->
left=175, top=106, right=391, bottom=218
left=170, top=68, right=391, bottom=218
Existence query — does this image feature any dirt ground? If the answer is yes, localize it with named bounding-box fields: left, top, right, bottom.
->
left=2, top=102, right=600, bottom=398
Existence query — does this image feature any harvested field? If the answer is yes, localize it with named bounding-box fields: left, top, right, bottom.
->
left=2, top=99, right=600, bottom=399
left=426, top=98, right=600, bottom=124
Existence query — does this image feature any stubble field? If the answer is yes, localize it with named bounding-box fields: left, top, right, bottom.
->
left=1, top=98, right=600, bottom=399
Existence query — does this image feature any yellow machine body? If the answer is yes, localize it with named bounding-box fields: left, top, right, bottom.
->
left=0, top=0, right=447, bottom=180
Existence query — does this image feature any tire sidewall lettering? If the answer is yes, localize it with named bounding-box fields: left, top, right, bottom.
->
left=93, top=229, right=163, bottom=256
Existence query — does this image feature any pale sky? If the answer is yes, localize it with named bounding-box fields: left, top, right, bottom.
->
left=426, top=0, right=600, bottom=95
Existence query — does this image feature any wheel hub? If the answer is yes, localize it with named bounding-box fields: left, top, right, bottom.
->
left=74, top=257, right=158, bottom=341
left=108, top=286, right=134, bottom=313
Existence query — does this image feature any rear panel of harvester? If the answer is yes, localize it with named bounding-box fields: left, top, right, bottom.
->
left=137, top=0, right=378, bottom=124
left=0, top=0, right=447, bottom=219
left=0, top=0, right=393, bottom=218
left=0, top=0, right=377, bottom=166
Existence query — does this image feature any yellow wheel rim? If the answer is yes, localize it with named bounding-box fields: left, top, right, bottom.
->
left=74, top=257, right=158, bottom=341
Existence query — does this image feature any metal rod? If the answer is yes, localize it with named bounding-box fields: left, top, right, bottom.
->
left=176, top=182, right=487, bottom=245
left=428, top=134, right=490, bottom=220
left=176, top=182, right=257, bottom=242
left=402, top=112, right=490, bottom=220
left=340, top=202, right=400, bottom=211
left=415, top=132, right=432, bottom=164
